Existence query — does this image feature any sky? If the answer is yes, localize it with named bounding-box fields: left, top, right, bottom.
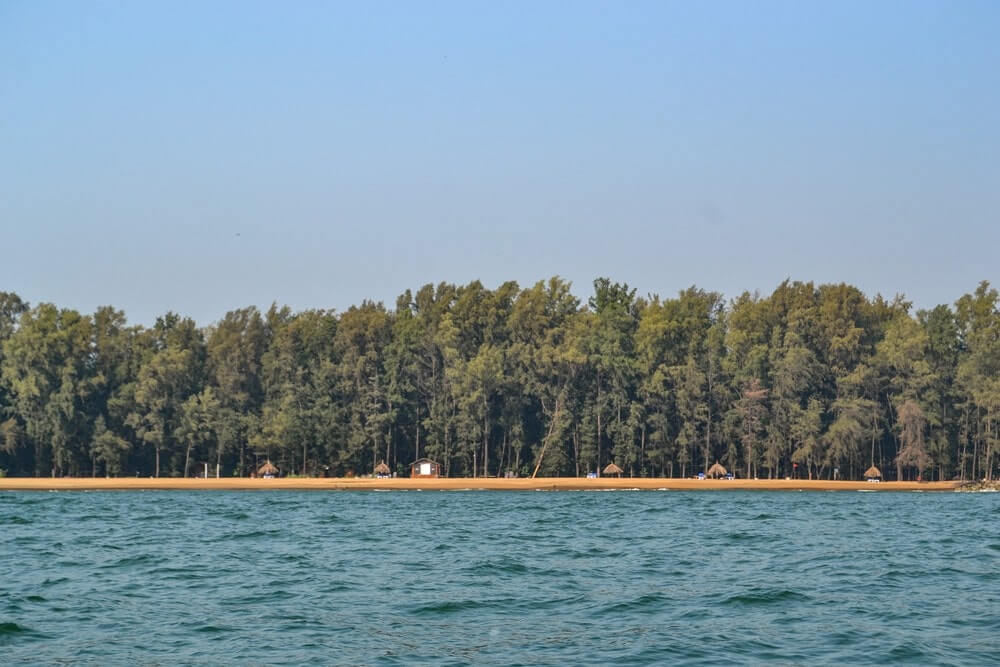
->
left=1, top=1, right=998, bottom=325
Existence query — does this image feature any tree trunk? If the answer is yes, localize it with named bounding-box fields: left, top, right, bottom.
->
left=386, top=397, right=393, bottom=470
left=499, top=427, right=507, bottom=477
left=386, top=426, right=392, bottom=473
left=704, top=415, right=711, bottom=479
left=973, top=405, right=980, bottom=480
left=444, top=411, right=452, bottom=476
left=155, top=446, right=160, bottom=478
left=640, top=425, right=646, bottom=477
left=573, top=426, right=580, bottom=477
left=596, top=373, right=602, bottom=476
left=960, top=406, right=968, bottom=481
left=616, top=401, right=622, bottom=472
left=987, top=405, right=993, bottom=482
left=745, top=431, right=751, bottom=480
left=705, top=367, right=712, bottom=478
left=483, top=396, right=489, bottom=478
left=531, top=401, right=562, bottom=478
left=871, top=400, right=877, bottom=467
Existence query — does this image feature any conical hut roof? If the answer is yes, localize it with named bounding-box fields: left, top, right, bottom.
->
left=707, top=462, right=727, bottom=478
left=864, top=465, right=882, bottom=479
left=603, top=463, right=623, bottom=475
left=258, top=461, right=279, bottom=475
left=374, top=462, right=391, bottom=474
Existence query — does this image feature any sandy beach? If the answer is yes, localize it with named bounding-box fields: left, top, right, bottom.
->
left=0, top=477, right=962, bottom=491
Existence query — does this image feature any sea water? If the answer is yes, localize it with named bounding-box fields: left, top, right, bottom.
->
left=1, top=490, right=997, bottom=665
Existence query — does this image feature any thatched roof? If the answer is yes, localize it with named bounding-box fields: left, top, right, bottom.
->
left=258, top=461, right=278, bottom=475
left=707, top=462, right=727, bottom=478
left=864, top=465, right=882, bottom=479
left=603, top=463, right=623, bottom=475
left=374, top=462, right=390, bottom=474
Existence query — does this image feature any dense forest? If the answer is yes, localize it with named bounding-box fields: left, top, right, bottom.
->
left=1, top=278, right=998, bottom=482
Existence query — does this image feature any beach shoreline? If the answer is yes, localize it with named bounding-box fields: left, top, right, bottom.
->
left=0, top=477, right=963, bottom=492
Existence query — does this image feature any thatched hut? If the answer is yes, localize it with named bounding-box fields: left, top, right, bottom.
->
left=258, top=461, right=279, bottom=477
left=707, top=462, right=728, bottom=479
left=864, top=465, right=882, bottom=481
left=374, top=461, right=391, bottom=477
left=603, top=463, right=623, bottom=477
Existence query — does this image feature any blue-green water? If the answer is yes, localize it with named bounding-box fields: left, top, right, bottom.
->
left=2, top=490, right=998, bottom=665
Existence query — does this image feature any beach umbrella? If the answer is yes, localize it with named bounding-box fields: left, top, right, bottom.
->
left=258, top=461, right=279, bottom=476
left=374, top=462, right=391, bottom=475
left=707, top=462, right=727, bottom=478
left=603, top=463, right=623, bottom=477
left=864, top=465, right=882, bottom=479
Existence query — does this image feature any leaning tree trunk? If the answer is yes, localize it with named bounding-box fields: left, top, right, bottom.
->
left=531, top=401, right=562, bottom=479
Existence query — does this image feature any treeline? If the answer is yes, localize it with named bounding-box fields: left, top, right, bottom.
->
left=0, top=278, right=998, bottom=481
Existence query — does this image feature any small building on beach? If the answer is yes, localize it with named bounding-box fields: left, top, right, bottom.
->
left=374, top=461, right=391, bottom=478
left=603, top=463, right=623, bottom=477
left=410, top=458, right=441, bottom=478
left=258, top=461, right=279, bottom=478
left=864, top=465, right=882, bottom=482
left=707, top=462, right=728, bottom=479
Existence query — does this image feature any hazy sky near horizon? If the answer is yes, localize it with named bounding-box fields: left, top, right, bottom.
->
left=2, top=1, right=998, bottom=325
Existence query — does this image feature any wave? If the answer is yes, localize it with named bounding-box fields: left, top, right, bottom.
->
left=407, top=599, right=489, bottom=615
left=0, top=622, right=46, bottom=643
left=462, top=557, right=529, bottom=576
left=100, top=554, right=164, bottom=569
left=887, top=642, right=929, bottom=660
left=210, top=529, right=282, bottom=541
left=597, top=592, right=669, bottom=615
left=723, top=531, right=767, bottom=543
left=41, top=577, right=69, bottom=587
left=722, top=589, right=810, bottom=606
left=192, top=625, right=234, bottom=634
left=0, top=515, right=32, bottom=525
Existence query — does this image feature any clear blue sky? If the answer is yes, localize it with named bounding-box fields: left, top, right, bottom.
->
left=2, top=1, right=998, bottom=325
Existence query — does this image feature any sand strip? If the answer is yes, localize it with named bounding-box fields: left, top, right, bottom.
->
left=0, top=477, right=961, bottom=491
